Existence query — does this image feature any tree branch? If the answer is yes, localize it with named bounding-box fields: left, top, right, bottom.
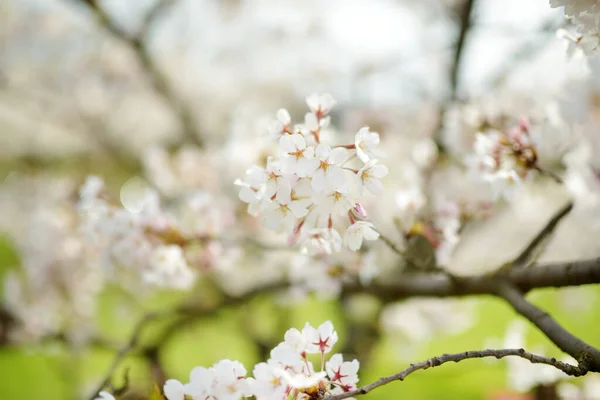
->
left=86, top=311, right=163, bottom=400
left=510, top=201, right=573, bottom=268
left=85, top=257, right=600, bottom=399
left=77, top=0, right=204, bottom=148
left=495, top=282, right=600, bottom=372
left=353, top=257, right=600, bottom=301
left=325, top=348, right=586, bottom=400
left=86, top=281, right=287, bottom=400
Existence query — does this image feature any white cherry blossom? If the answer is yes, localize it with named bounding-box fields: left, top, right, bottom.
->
left=261, top=189, right=310, bottom=233
left=306, top=93, right=335, bottom=117
left=344, top=221, right=380, bottom=251
left=267, top=108, right=292, bottom=140
left=300, top=228, right=342, bottom=255
left=355, top=127, right=380, bottom=162
left=305, top=320, right=339, bottom=354
left=279, top=133, right=319, bottom=177
left=326, top=354, right=360, bottom=391
left=315, top=188, right=354, bottom=217
left=311, top=144, right=347, bottom=193
left=357, top=160, right=388, bottom=195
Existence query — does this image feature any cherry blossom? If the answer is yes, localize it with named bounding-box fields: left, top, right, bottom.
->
left=312, top=144, right=348, bottom=193
left=236, top=93, right=388, bottom=254
left=344, top=221, right=380, bottom=251
left=357, top=160, right=389, bottom=195
left=355, top=127, right=381, bottom=162
left=279, top=133, right=319, bottom=177
left=306, top=93, right=335, bottom=118
left=305, top=320, right=339, bottom=355
left=326, top=354, right=360, bottom=392
left=267, top=108, right=292, bottom=140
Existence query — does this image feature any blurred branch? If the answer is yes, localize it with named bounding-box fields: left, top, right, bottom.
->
left=355, top=256, right=600, bottom=301
left=77, top=0, right=204, bottom=148
left=86, top=280, right=287, bottom=400
left=431, top=0, right=475, bottom=154
left=325, top=348, right=587, bottom=400
left=509, top=201, right=573, bottom=268
left=488, top=19, right=562, bottom=90
left=86, top=311, right=163, bottom=400
left=449, top=0, right=475, bottom=102
left=86, top=255, right=600, bottom=398
left=496, top=282, right=600, bottom=372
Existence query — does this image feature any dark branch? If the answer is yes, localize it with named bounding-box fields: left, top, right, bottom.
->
left=511, top=201, right=573, bottom=268
left=325, top=348, right=586, bottom=400
left=449, top=0, right=475, bottom=100
left=495, top=282, right=600, bottom=372
left=352, top=257, right=600, bottom=301
left=85, top=257, right=600, bottom=398
left=77, top=0, right=204, bottom=148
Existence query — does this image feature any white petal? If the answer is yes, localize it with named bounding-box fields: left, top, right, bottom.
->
left=291, top=133, right=306, bottom=150
left=365, top=178, right=384, bottom=195
left=304, top=112, right=319, bottom=131
left=344, top=226, right=363, bottom=251
left=275, top=186, right=292, bottom=204
left=371, top=164, right=389, bottom=178
left=326, top=166, right=347, bottom=188
left=329, top=147, right=348, bottom=165
left=277, top=108, right=291, bottom=125
left=289, top=200, right=310, bottom=218
left=306, top=93, right=320, bottom=112
left=362, top=224, right=380, bottom=241
left=303, top=146, right=315, bottom=158
left=315, top=143, right=331, bottom=159
left=163, top=380, right=185, bottom=400
left=320, top=93, right=335, bottom=113
left=311, top=170, right=327, bottom=193
left=279, top=134, right=297, bottom=153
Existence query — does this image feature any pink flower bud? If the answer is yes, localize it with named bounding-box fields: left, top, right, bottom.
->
left=352, top=203, right=368, bottom=219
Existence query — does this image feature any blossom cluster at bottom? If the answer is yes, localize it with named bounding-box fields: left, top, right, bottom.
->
left=97, top=321, right=358, bottom=400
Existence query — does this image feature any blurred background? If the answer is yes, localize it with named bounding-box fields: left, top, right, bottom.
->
left=1, top=0, right=600, bottom=399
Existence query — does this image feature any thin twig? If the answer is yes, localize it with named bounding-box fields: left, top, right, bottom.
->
left=77, top=0, right=204, bottom=148
left=325, top=348, right=587, bottom=400
left=510, top=201, right=573, bottom=268
left=495, top=282, right=600, bottom=372
left=535, top=166, right=564, bottom=185
left=378, top=234, right=405, bottom=257
left=86, top=311, right=164, bottom=400
left=86, top=281, right=288, bottom=399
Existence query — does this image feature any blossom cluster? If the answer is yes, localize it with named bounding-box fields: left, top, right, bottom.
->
left=96, top=321, right=359, bottom=400
left=236, top=94, right=387, bottom=255
left=466, top=118, right=540, bottom=200
left=552, top=0, right=600, bottom=57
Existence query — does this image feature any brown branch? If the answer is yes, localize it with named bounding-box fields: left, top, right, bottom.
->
left=325, top=348, right=586, bottom=400
left=495, top=282, right=600, bottom=372
left=78, top=0, right=204, bottom=148
left=510, top=201, right=573, bottom=268
left=85, top=257, right=600, bottom=399
left=352, top=257, right=600, bottom=301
